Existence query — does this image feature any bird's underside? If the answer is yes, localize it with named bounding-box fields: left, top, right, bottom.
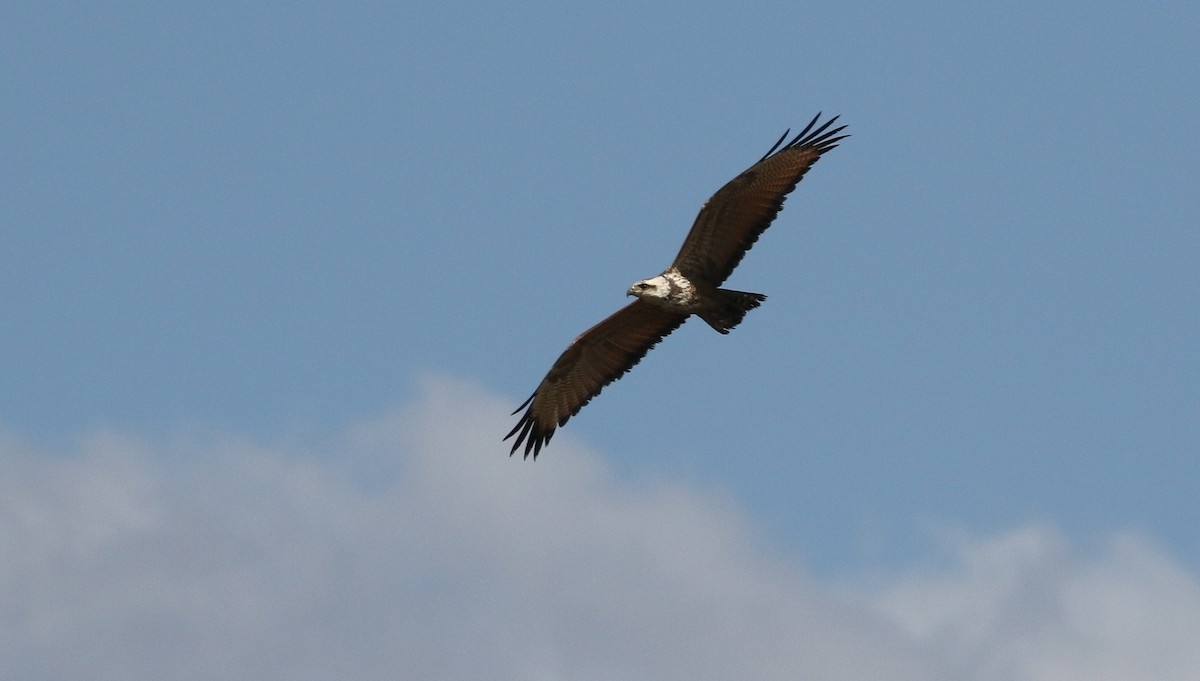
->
left=506, top=113, right=847, bottom=459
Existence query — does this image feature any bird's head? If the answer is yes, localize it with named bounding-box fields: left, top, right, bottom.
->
left=627, top=275, right=670, bottom=301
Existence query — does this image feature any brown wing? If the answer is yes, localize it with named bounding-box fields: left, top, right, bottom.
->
left=505, top=300, right=687, bottom=459
left=671, top=113, right=848, bottom=286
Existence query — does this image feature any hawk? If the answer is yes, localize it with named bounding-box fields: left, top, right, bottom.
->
left=507, top=113, right=847, bottom=458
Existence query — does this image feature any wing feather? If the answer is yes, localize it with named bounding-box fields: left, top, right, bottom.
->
left=671, top=113, right=848, bottom=285
left=505, top=301, right=687, bottom=459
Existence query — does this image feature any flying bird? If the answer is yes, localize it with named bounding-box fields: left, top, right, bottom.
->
left=506, top=113, right=847, bottom=459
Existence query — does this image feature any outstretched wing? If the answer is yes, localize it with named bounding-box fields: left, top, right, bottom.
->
left=506, top=301, right=687, bottom=459
left=671, top=113, right=847, bottom=286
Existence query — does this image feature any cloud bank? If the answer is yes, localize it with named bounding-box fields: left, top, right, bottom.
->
left=2, top=376, right=1197, bottom=680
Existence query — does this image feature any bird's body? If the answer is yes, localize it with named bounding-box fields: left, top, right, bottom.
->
left=506, top=113, right=847, bottom=458
left=627, top=268, right=766, bottom=332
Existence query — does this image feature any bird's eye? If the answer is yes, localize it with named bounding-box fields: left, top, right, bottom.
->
left=638, top=283, right=650, bottom=290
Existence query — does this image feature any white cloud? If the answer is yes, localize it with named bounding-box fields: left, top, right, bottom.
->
left=1, top=375, right=1197, bottom=681
left=878, top=524, right=1200, bottom=681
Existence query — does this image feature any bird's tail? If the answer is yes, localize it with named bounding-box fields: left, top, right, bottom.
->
left=698, top=289, right=766, bottom=334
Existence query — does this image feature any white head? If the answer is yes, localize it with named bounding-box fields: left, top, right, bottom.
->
left=627, top=275, right=671, bottom=301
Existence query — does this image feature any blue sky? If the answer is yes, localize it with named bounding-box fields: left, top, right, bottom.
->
left=3, top=2, right=1199, bottom=679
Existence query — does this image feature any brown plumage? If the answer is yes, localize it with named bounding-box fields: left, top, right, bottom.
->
left=506, top=113, right=847, bottom=458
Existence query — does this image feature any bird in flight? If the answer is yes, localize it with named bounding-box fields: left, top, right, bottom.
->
left=506, top=113, right=847, bottom=459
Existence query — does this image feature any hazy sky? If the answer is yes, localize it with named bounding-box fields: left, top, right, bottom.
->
left=3, top=2, right=1199, bottom=679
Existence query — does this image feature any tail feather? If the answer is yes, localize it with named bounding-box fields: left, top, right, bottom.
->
left=697, top=289, right=766, bottom=334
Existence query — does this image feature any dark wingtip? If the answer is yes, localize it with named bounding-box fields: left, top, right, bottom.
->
left=504, top=394, right=552, bottom=460
left=774, top=113, right=849, bottom=157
